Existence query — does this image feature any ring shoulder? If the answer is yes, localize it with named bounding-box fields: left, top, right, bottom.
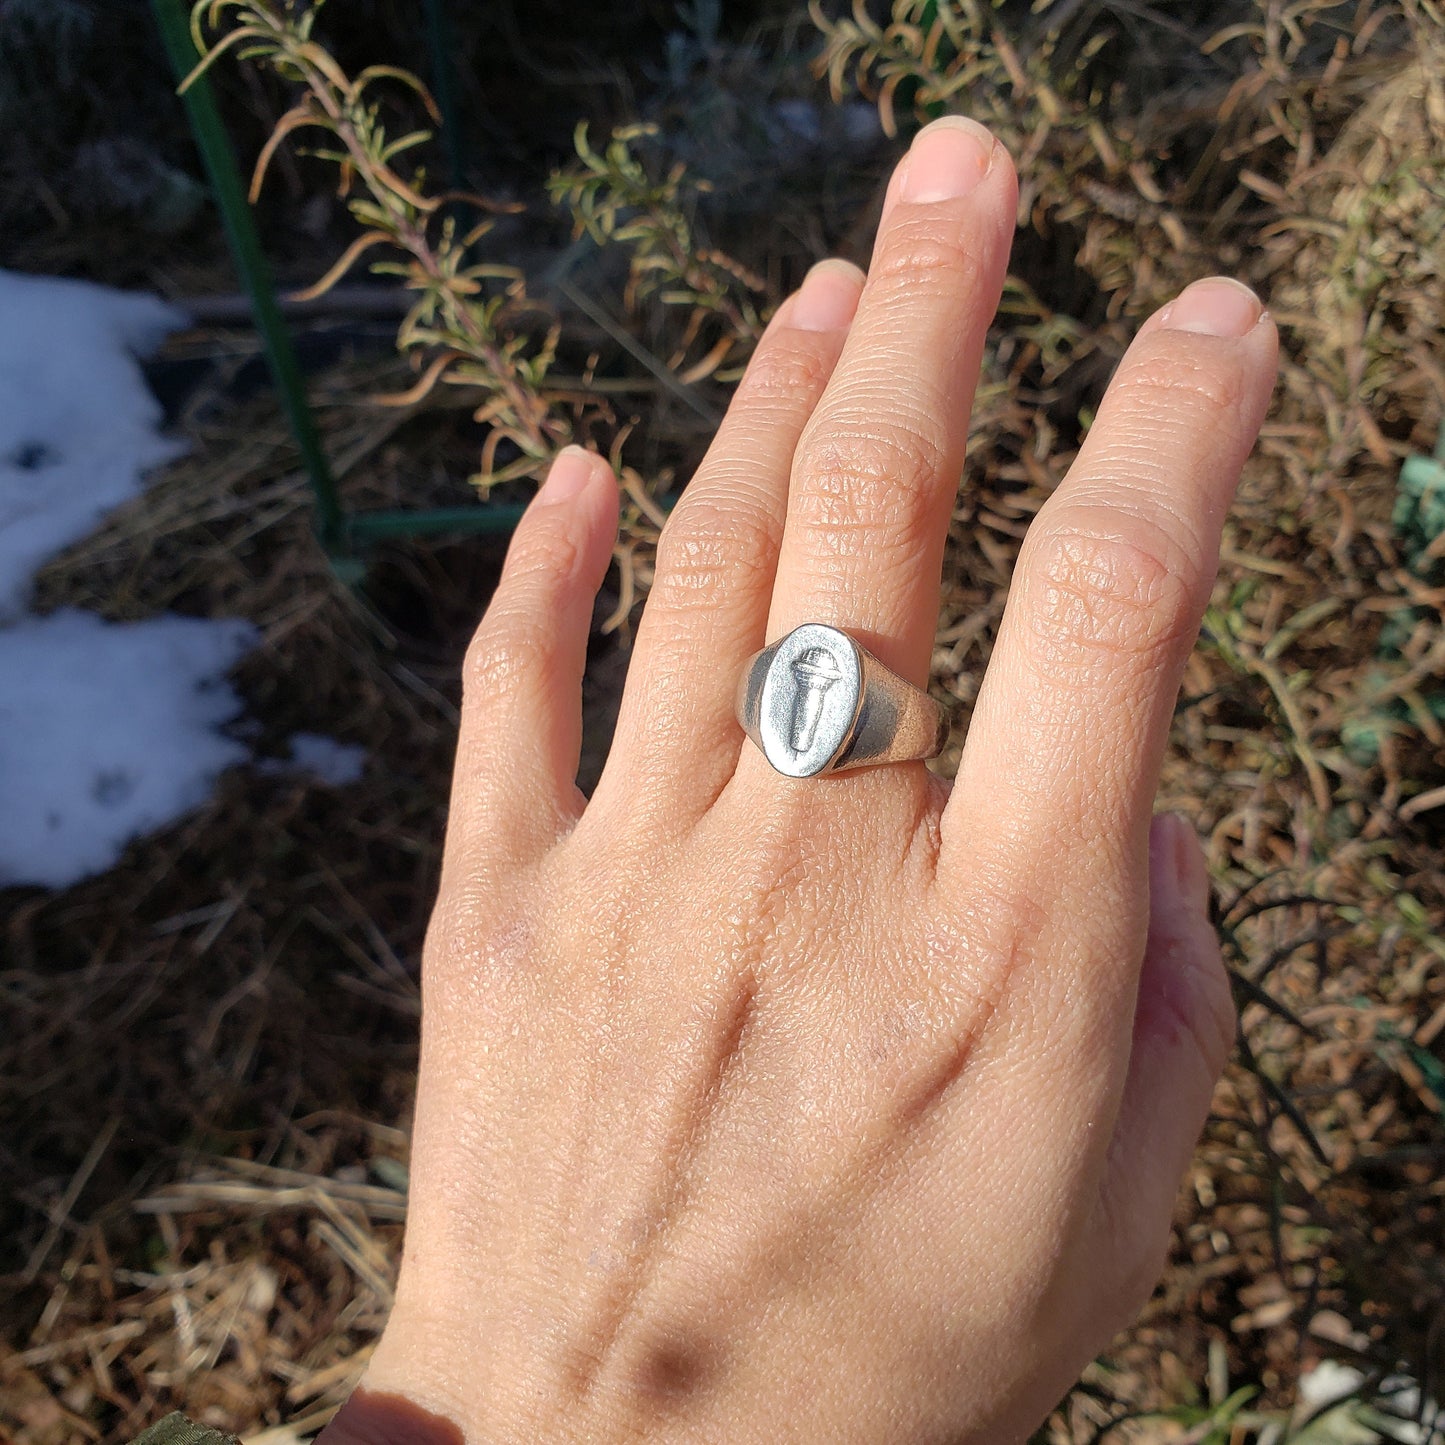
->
left=735, top=646, right=771, bottom=743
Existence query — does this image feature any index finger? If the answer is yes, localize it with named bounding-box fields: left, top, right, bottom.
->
left=940, top=278, right=1278, bottom=925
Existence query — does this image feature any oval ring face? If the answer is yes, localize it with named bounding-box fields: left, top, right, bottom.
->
left=756, top=624, right=863, bottom=777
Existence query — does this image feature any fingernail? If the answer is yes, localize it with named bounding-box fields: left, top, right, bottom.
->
left=898, top=116, right=995, bottom=204
left=1161, top=277, right=1263, bottom=338
left=537, top=445, right=595, bottom=505
left=789, top=259, right=863, bottom=332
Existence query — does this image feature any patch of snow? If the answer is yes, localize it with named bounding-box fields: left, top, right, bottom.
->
left=770, top=98, right=823, bottom=145
left=765, top=98, right=882, bottom=157
left=838, top=101, right=883, bottom=146
left=0, top=609, right=257, bottom=889
left=0, top=270, right=370, bottom=890
left=0, top=269, right=187, bottom=617
left=262, top=732, right=368, bottom=786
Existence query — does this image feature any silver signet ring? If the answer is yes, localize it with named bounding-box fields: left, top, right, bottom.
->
left=734, top=624, right=950, bottom=778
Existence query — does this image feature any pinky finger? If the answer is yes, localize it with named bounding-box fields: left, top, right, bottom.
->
left=1093, top=815, right=1235, bottom=1310
left=442, top=446, right=619, bottom=880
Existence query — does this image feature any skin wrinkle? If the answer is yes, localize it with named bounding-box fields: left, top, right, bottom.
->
left=1021, top=529, right=1197, bottom=671
left=515, top=515, right=587, bottom=583
left=650, top=527, right=778, bottom=600
left=1085, top=408, right=1248, bottom=467
left=779, top=500, right=947, bottom=586
left=1058, top=469, right=1212, bottom=556
left=864, top=213, right=993, bottom=297
left=651, top=518, right=779, bottom=598
left=1099, top=343, right=1249, bottom=417
left=461, top=620, right=550, bottom=703
left=1032, top=494, right=1205, bottom=586
left=906, top=768, right=948, bottom=884
left=660, top=481, right=783, bottom=548
left=726, top=340, right=840, bottom=410
left=808, top=354, right=960, bottom=421
left=662, top=488, right=782, bottom=558
left=818, top=360, right=959, bottom=420
left=792, top=421, right=948, bottom=516
left=1066, top=461, right=1233, bottom=536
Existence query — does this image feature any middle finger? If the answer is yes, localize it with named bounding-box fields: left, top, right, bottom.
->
left=764, top=117, right=1017, bottom=690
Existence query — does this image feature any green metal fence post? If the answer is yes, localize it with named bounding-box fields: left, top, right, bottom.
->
left=422, top=0, right=466, bottom=189
left=150, top=0, right=347, bottom=554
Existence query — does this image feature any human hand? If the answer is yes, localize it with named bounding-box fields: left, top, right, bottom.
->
left=322, top=117, right=1278, bottom=1444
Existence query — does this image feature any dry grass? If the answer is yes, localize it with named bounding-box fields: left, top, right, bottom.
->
left=3, top=2, right=1444, bottom=1441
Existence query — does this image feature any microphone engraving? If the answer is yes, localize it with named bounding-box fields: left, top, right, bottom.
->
left=788, top=645, right=843, bottom=754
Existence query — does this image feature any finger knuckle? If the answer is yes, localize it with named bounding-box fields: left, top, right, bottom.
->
left=1110, top=340, right=1246, bottom=419
left=868, top=220, right=986, bottom=296
left=731, top=337, right=836, bottom=411
left=424, top=894, right=544, bottom=1014
left=460, top=520, right=584, bottom=702
left=792, top=420, right=945, bottom=561
left=652, top=493, right=777, bottom=605
left=1021, top=519, right=1198, bottom=677
left=461, top=610, right=551, bottom=706
left=504, top=514, right=584, bottom=590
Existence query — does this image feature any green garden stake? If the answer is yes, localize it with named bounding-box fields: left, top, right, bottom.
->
left=150, top=0, right=347, bottom=556
left=422, top=0, right=467, bottom=189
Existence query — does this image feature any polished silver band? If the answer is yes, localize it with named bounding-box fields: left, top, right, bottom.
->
left=735, top=623, right=950, bottom=778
